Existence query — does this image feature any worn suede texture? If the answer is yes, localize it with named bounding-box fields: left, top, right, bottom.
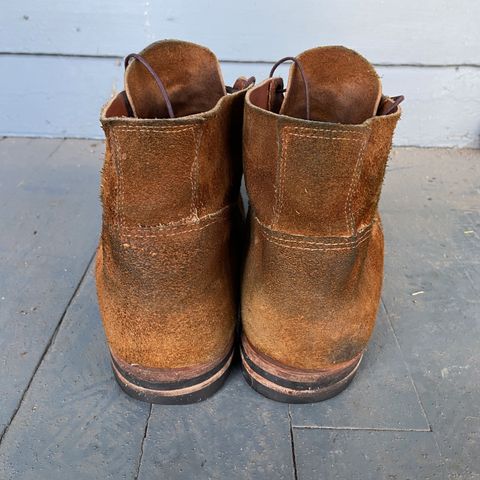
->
left=125, top=40, right=226, bottom=119
left=242, top=73, right=400, bottom=370
left=280, top=46, right=382, bottom=124
left=97, top=82, right=246, bottom=369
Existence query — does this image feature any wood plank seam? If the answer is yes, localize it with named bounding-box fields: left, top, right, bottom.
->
left=134, top=403, right=152, bottom=480
left=380, top=298, right=431, bottom=429
left=288, top=406, right=299, bottom=480
left=380, top=300, right=448, bottom=473
left=292, top=426, right=431, bottom=432
left=0, top=249, right=97, bottom=447
left=2, top=53, right=480, bottom=68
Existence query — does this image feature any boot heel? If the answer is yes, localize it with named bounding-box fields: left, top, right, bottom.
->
left=111, top=345, right=234, bottom=405
left=240, top=335, right=362, bottom=403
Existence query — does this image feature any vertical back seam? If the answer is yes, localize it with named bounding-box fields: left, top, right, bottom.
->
left=111, top=127, right=124, bottom=231
left=190, top=125, right=203, bottom=220
left=273, top=127, right=290, bottom=227
left=345, top=133, right=370, bottom=235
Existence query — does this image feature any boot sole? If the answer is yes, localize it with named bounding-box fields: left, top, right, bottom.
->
left=111, top=344, right=234, bottom=405
left=240, top=335, right=363, bottom=403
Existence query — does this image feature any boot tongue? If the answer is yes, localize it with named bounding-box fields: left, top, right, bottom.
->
left=279, top=46, right=382, bottom=124
left=125, top=40, right=226, bottom=119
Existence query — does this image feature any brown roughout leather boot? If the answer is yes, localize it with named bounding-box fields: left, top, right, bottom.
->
left=96, top=40, right=253, bottom=404
left=240, top=46, right=403, bottom=403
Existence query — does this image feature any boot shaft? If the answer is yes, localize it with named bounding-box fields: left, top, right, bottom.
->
left=244, top=46, right=400, bottom=237
left=101, top=45, right=246, bottom=230
left=97, top=41, right=248, bottom=392
left=101, top=93, right=244, bottom=229
left=241, top=47, right=402, bottom=389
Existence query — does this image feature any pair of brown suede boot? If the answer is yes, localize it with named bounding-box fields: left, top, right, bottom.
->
left=96, top=40, right=402, bottom=404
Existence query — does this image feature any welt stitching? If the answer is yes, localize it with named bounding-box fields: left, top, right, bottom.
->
left=121, top=204, right=233, bottom=238
left=345, top=134, right=370, bottom=234
left=271, top=128, right=285, bottom=227
left=287, top=126, right=364, bottom=136
left=120, top=215, right=195, bottom=231
left=112, top=126, right=195, bottom=133
left=255, top=214, right=372, bottom=243
left=370, top=152, right=391, bottom=218
left=261, top=228, right=372, bottom=247
left=273, top=128, right=290, bottom=227
left=103, top=128, right=115, bottom=217
left=120, top=202, right=232, bottom=232
left=190, top=126, right=203, bottom=219
left=257, top=221, right=373, bottom=246
left=110, top=128, right=124, bottom=230
left=122, top=215, right=223, bottom=240
left=289, top=134, right=363, bottom=142
left=254, top=214, right=374, bottom=246
left=120, top=218, right=222, bottom=254
left=259, top=228, right=372, bottom=251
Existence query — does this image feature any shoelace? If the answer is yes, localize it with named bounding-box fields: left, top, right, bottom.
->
left=125, top=54, right=257, bottom=119
left=269, top=56, right=311, bottom=120
left=124, top=53, right=175, bottom=118
left=269, top=56, right=405, bottom=119
left=380, top=95, right=405, bottom=116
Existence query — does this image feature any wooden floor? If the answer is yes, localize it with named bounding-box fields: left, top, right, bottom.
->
left=0, top=137, right=478, bottom=479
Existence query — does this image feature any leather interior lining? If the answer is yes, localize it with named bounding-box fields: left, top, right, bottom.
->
left=248, top=78, right=285, bottom=114
left=279, top=46, right=382, bottom=124
left=104, top=91, right=132, bottom=118
left=125, top=40, right=227, bottom=119
left=250, top=46, right=402, bottom=124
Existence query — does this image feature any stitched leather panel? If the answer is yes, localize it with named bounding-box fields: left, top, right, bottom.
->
left=273, top=125, right=369, bottom=236
left=108, top=123, right=201, bottom=228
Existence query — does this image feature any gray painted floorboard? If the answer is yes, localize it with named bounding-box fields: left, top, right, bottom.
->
left=290, top=304, right=429, bottom=430
left=0, top=140, right=478, bottom=479
left=0, top=138, right=102, bottom=437
left=138, top=366, right=294, bottom=480
left=0, top=268, right=150, bottom=480
left=380, top=148, right=480, bottom=479
left=293, top=429, right=448, bottom=479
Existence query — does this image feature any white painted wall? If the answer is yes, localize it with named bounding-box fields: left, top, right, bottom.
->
left=1, top=0, right=479, bottom=146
